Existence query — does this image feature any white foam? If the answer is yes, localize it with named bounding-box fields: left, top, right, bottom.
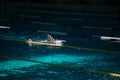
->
left=0, top=26, right=10, bottom=29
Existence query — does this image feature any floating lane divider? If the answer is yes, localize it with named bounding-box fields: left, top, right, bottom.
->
left=61, top=45, right=120, bottom=54
left=0, top=55, right=120, bottom=78
left=26, top=39, right=120, bottom=54
left=0, top=37, right=120, bottom=54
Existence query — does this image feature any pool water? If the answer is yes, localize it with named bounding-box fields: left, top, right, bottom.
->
left=0, top=31, right=120, bottom=80
left=0, top=8, right=120, bottom=80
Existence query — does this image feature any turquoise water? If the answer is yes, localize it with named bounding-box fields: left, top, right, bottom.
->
left=0, top=9, right=120, bottom=80
left=0, top=31, right=120, bottom=80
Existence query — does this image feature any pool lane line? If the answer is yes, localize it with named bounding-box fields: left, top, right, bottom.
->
left=0, top=55, right=120, bottom=78
left=26, top=39, right=120, bottom=54
left=61, top=45, right=120, bottom=54
left=0, top=37, right=120, bottom=54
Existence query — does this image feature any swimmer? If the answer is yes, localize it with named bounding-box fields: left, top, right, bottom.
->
left=47, top=34, right=56, bottom=44
left=47, top=34, right=65, bottom=44
left=27, top=34, right=65, bottom=46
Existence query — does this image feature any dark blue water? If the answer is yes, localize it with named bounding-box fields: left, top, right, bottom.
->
left=0, top=10, right=120, bottom=80
left=0, top=30, right=120, bottom=80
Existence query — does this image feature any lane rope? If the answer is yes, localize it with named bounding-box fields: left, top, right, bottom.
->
left=0, top=55, right=120, bottom=78
left=0, top=37, right=120, bottom=77
left=1, top=37, right=119, bottom=54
